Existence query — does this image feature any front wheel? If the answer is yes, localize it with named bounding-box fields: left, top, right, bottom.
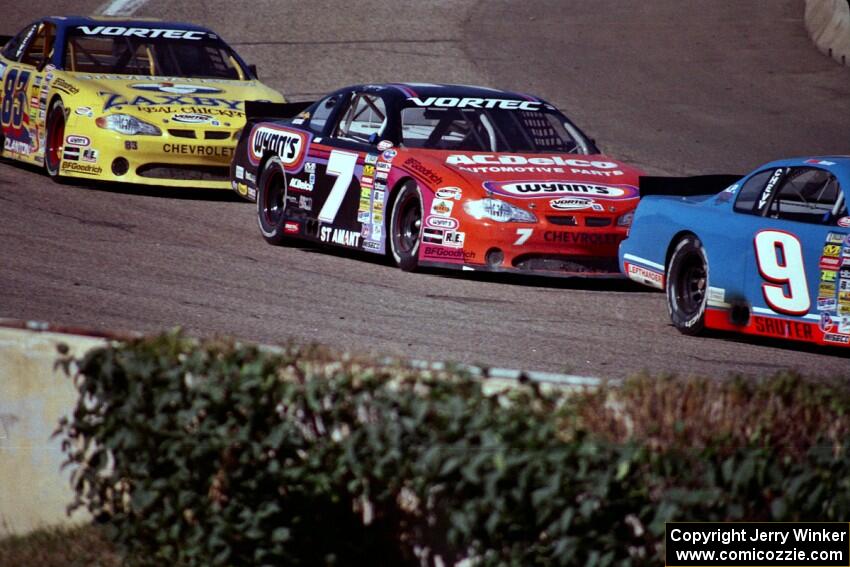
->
left=666, top=235, right=708, bottom=335
left=45, top=98, right=66, bottom=181
left=256, top=157, right=290, bottom=245
left=389, top=181, right=423, bottom=271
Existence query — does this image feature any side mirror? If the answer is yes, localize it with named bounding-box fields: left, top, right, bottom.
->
left=248, top=64, right=258, bottom=79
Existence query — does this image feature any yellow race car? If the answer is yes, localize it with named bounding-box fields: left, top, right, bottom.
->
left=0, top=16, right=284, bottom=189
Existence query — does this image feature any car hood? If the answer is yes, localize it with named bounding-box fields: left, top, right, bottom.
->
left=62, top=73, right=284, bottom=124
left=399, top=149, right=644, bottom=211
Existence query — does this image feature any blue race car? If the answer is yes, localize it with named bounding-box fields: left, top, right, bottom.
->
left=619, top=156, right=850, bottom=348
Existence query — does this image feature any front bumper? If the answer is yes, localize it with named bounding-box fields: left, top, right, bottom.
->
left=59, top=124, right=239, bottom=189
left=417, top=217, right=628, bottom=278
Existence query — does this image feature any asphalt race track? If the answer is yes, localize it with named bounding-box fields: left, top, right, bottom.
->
left=1, top=0, right=849, bottom=379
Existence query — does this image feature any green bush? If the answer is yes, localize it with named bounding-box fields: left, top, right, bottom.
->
left=57, top=332, right=850, bottom=566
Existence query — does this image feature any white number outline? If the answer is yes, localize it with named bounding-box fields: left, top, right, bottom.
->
left=318, top=149, right=359, bottom=224
left=753, top=229, right=811, bottom=316
left=514, top=228, right=533, bottom=245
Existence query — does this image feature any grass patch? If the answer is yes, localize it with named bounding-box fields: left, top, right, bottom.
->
left=0, top=524, right=120, bottom=567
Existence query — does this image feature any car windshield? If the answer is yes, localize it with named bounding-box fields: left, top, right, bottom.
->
left=62, top=26, right=247, bottom=79
left=400, top=104, right=590, bottom=153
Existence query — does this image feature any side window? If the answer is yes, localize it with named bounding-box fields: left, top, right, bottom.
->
left=1, top=24, right=38, bottom=62
left=733, top=169, right=781, bottom=215
left=307, top=94, right=339, bottom=133
left=766, top=167, right=846, bottom=225
left=334, top=93, right=386, bottom=143
left=20, top=23, right=55, bottom=68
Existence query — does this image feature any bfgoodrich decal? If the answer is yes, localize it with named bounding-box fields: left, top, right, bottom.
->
left=486, top=181, right=638, bottom=200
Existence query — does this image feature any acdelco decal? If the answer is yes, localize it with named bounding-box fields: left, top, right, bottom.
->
left=447, top=154, right=619, bottom=169
left=485, top=180, right=638, bottom=200
left=248, top=124, right=310, bottom=168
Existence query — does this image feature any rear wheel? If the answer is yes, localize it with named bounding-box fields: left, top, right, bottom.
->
left=666, top=235, right=708, bottom=335
left=389, top=181, right=423, bottom=271
left=256, top=157, right=290, bottom=245
left=45, top=98, right=66, bottom=180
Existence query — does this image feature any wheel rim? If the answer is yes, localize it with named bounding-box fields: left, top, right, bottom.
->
left=675, top=253, right=706, bottom=316
left=261, top=169, right=285, bottom=227
left=394, top=193, right=421, bottom=254
left=46, top=108, right=65, bottom=173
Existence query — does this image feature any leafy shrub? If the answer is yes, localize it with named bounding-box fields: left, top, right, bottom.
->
left=57, top=332, right=850, bottom=566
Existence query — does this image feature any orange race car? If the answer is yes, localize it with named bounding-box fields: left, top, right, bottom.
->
left=231, top=83, right=645, bottom=276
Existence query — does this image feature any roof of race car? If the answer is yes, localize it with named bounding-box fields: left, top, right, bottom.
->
left=758, top=156, right=850, bottom=173
left=347, top=82, right=544, bottom=103
left=42, top=15, right=211, bottom=32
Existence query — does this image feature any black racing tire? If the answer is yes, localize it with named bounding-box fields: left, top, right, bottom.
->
left=666, top=235, right=708, bottom=335
left=45, top=98, right=66, bottom=181
left=389, top=181, right=424, bottom=271
left=256, top=157, right=290, bottom=245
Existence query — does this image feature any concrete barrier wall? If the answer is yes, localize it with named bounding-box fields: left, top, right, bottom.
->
left=0, top=326, right=103, bottom=534
left=805, top=0, right=850, bottom=66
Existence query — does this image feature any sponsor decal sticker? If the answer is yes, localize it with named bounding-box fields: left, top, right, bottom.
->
left=805, top=159, right=836, bottom=166
left=382, top=149, right=397, bottom=160
left=365, top=153, right=378, bottom=164
left=125, top=140, right=138, bottom=151
left=289, top=178, right=313, bottom=192
left=752, top=315, right=814, bottom=340
left=376, top=161, right=392, bottom=172
left=426, top=216, right=459, bottom=230
left=431, top=199, right=454, bottom=217
left=408, top=96, right=545, bottom=112
left=61, top=162, right=103, bottom=175
left=75, top=106, right=93, bottom=117
left=65, top=135, right=90, bottom=147
left=163, top=144, right=233, bottom=158
left=284, top=222, right=300, bottom=234
left=130, top=82, right=222, bottom=94
left=235, top=165, right=244, bottom=179
left=422, top=245, right=469, bottom=264
left=363, top=164, right=376, bottom=177
left=377, top=140, right=393, bottom=151
left=820, top=312, right=835, bottom=332
left=299, top=196, right=312, bottom=210
left=435, top=186, right=462, bottom=200
left=442, top=230, right=465, bottom=247
left=549, top=197, right=597, bottom=211
left=77, top=26, right=207, bottom=40
left=821, top=256, right=842, bottom=270
left=545, top=231, right=620, bottom=245
left=837, top=217, right=850, bottom=228
left=357, top=211, right=371, bottom=223
left=486, top=180, right=638, bottom=200
left=248, top=125, right=310, bottom=168
left=818, top=297, right=838, bottom=311
left=172, top=113, right=219, bottom=124
left=319, top=226, right=361, bottom=247
left=625, top=262, right=663, bottom=289
left=404, top=157, right=443, bottom=185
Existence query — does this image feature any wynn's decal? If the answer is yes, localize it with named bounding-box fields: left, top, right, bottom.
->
left=247, top=124, right=310, bottom=168
left=485, top=180, right=638, bottom=200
